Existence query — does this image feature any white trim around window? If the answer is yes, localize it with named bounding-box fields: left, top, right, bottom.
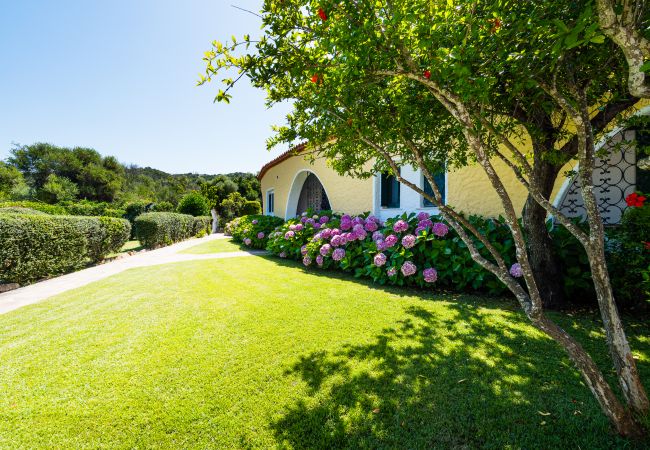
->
left=265, top=188, right=275, bottom=216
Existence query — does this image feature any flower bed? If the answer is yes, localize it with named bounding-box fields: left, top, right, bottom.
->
left=264, top=210, right=519, bottom=295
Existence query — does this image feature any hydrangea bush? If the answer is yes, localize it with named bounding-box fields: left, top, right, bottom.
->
left=226, top=214, right=284, bottom=250
left=266, top=209, right=518, bottom=295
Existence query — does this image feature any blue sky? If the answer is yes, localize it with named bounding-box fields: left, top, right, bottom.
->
left=0, top=0, right=292, bottom=174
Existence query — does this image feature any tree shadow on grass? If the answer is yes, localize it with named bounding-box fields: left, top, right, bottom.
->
left=262, top=258, right=649, bottom=449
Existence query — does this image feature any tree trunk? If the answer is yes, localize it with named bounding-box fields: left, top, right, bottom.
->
left=522, top=158, right=566, bottom=309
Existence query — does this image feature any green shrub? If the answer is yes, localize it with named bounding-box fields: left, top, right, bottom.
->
left=0, top=207, right=48, bottom=215
left=226, top=214, right=286, bottom=250
left=58, top=200, right=125, bottom=218
left=0, top=201, right=68, bottom=215
left=177, top=192, right=210, bottom=217
left=153, top=201, right=174, bottom=212
left=135, top=212, right=204, bottom=249
left=0, top=214, right=131, bottom=284
left=242, top=200, right=262, bottom=216
left=193, top=216, right=213, bottom=237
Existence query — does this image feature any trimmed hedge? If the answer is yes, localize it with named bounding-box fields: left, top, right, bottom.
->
left=0, top=214, right=131, bottom=284
left=226, top=214, right=284, bottom=249
left=0, top=201, right=68, bottom=215
left=135, top=212, right=211, bottom=249
left=0, top=207, right=48, bottom=216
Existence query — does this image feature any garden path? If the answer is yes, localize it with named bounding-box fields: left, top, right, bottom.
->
left=0, top=233, right=265, bottom=315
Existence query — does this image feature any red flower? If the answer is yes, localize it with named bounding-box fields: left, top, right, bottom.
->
left=311, top=74, right=319, bottom=83
left=318, top=8, right=327, bottom=21
left=423, top=70, right=431, bottom=79
left=643, top=241, right=650, bottom=251
left=626, top=192, right=647, bottom=207
left=488, top=18, right=502, bottom=34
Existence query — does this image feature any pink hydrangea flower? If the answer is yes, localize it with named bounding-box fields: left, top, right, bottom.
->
left=355, top=229, right=368, bottom=241
left=510, top=263, right=523, bottom=278
left=331, top=235, right=342, bottom=247
left=339, top=235, right=349, bottom=245
left=393, top=220, right=409, bottom=233
left=284, top=231, right=295, bottom=239
left=401, top=234, right=416, bottom=249
left=332, top=248, right=346, bottom=261
left=257, top=232, right=265, bottom=239
left=432, top=222, right=449, bottom=237
left=387, top=267, right=397, bottom=277
left=423, top=268, right=438, bottom=283
left=374, top=253, right=387, bottom=267
left=401, top=261, right=417, bottom=277
left=384, top=234, right=398, bottom=248
left=331, top=228, right=340, bottom=236
left=294, top=223, right=304, bottom=231
left=289, top=224, right=297, bottom=231
left=252, top=219, right=259, bottom=225
left=303, top=255, right=312, bottom=266
left=316, top=255, right=324, bottom=266
left=244, top=238, right=252, bottom=245
left=365, top=220, right=378, bottom=232
left=321, top=229, right=332, bottom=239
left=416, top=212, right=430, bottom=221
left=353, top=224, right=364, bottom=234
left=320, top=244, right=332, bottom=256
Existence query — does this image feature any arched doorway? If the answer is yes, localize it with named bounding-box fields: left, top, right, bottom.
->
left=285, top=171, right=331, bottom=219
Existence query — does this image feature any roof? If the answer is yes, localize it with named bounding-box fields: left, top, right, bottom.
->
left=257, top=142, right=308, bottom=180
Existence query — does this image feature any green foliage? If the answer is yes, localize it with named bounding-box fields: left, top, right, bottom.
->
left=227, top=214, right=284, bottom=249
left=0, top=162, right=26, bottom=200
left=152, top=201, right=174, bottom=212
left=0, top=207, right=48, bottom=215
left=0, top=214, right=130, bottom=284
left=38, top=174, right=79, bottom=203
left=200, top=175, right=238, bottom=211
left=242, top=200, right=262, bottom=216
left=58, top=200, right=125, bottom=218
left=219, top=192, right=249, bottom=222
left=0, top=201, right=68, bottom=215
left=134, top=212, right=208, bottom=249
left=177, top=192, right=210, bottom=217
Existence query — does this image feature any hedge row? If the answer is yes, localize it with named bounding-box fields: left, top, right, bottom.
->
left=0, top=201, right=68, bottom=215
left=0, top=213, right=131, bottom=284
left=226, top=214, right=284, bottom=249
left=134, top=212, right=211, bottom=249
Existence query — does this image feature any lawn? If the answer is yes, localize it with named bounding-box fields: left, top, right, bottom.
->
left=0, top=256, right=648, bottom=449
left=107, top=240, right=144, bottom=258
left=181, top=237, right=247, bottom=254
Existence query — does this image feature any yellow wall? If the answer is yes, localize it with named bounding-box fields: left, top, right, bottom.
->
left=260, top=153, right=374, bottom=219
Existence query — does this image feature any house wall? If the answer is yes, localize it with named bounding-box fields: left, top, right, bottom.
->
left=260, top=153, right=374, bottom=219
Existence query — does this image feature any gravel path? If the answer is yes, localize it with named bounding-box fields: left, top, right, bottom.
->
left=0, top=234, right=266, bottom=315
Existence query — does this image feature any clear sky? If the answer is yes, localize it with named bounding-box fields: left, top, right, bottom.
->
left=0, top=0, right=293, bottom=174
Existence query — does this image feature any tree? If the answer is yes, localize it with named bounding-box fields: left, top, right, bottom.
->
left=0, top=162, right=27, bottom=200
left=201, top=175, right=238, bottom=212
left=38, top=174, right=79, bottom=203
left=177, top=191, right=210, bottom=216
left=201, top=0, right=648, bottom=435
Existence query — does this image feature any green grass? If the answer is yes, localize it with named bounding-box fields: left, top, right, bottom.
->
left=180, top=237, right=246, bottom=254
left=106, top=240, right=143, bottom=258
left=0, top=256, right=648, bottom=449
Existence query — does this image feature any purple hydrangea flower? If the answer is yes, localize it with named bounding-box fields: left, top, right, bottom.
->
left=432, top=222, right=449, bottom=237
left=355, top=229, right=368, bottom=241
left=372, top=231, right=384, bottom=242
left=423, top=268, right=438, bottom=283
left=367, top=215, right=379, bottom=223
left=510, top=263, right=523, bottom=278
left=416, top=211, right=430, bottom=221
left=320, top=244, right=332, bottom=256
left=316, top=255, right=324, bottom=266
left=320, top=216, right=329, bottom=224
left=387, top=267, right=397, bottom=277
left=393, top=220, right=409, bottom=233
left=321, top=229, right=332, bottom=239
left=418, top=219, right=433, bottom=230
left=384, top=234, right=398, bottom=248
left=331, top=228, right=340, bottom=236
left=301, top=217, right=309, bottom=223
left=352, top=216, right=365, bottom=226
left=401, top=261, right=417, bottom=277
left=244, top=238, right=252, bottom=245
left=252, top=219, right=259, bottom=225
left=301, top=245, right=308, bottom=255
left=374, top=253, right=387, bottom=267
left=284, top=231, right=295, bottom=239
left=306, top=218, right=315, bottom=225
left=376, top=240, right=386, bottom=251
left=341, top=214, right=351, bottom=222
left=401, top=234, right=416, bottom=249
left=340, top=219, right=352, bottom=231
left=257, top=232, right=265, bottom=239
left=294, top=223, right=304, bottom=231
left=353, top=224, right=364, bottom=234
left=279, top=252, right=287, bottom=258
left=313, top=223, right=321, bottom=230
left=415, top=226, right=426, bottom=234
left=332, top=248, right=346, bottom=261
left=303, top=255, right=312, bottom=266
left=365, top=220, right=378, bottom=232
left=331, top=235, right=342, bottom=247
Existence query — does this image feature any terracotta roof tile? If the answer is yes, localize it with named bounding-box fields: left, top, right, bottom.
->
left=257, top=142, right=308, bottom=180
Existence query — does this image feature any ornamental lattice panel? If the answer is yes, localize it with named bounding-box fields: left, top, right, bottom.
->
left=558, top=129, right=637, bottom=225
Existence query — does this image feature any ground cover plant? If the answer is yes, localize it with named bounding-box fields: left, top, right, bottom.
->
left=0, top=256, right=647, bottom=448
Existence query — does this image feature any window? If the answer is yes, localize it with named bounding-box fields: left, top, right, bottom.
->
left=422, top=172, right=446, bottom=207
left=266, top=190, right=275, bottom=215
left=380, top=172, right=400, bottom=208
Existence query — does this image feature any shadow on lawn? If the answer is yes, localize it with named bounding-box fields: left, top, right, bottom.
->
left=262, top=257, right=649, bottom=449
